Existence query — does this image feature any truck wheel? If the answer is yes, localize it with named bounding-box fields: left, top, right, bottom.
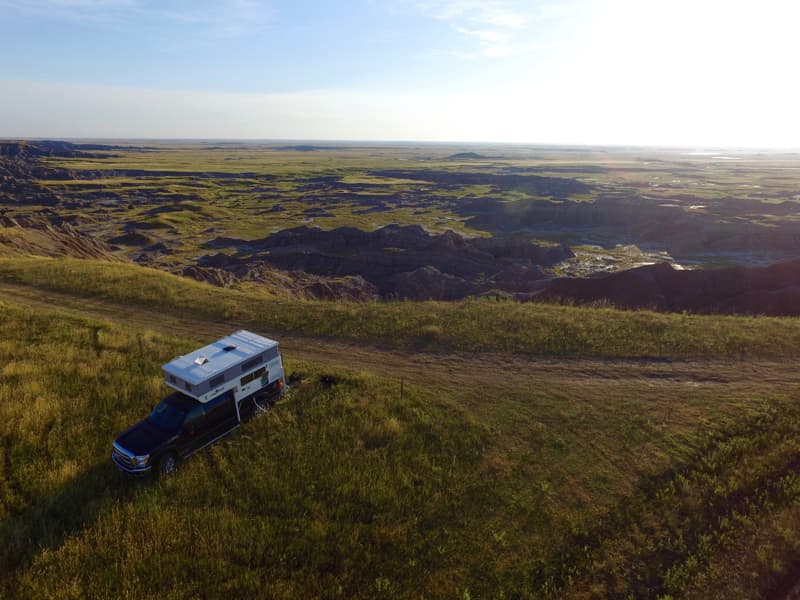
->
left=159, top=453, right=178, bottom=477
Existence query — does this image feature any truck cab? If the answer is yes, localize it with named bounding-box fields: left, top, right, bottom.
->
left=112, top=330, right=285, bottom=476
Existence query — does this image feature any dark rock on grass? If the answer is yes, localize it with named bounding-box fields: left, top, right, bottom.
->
left=354, top=203, right=390, bottom=214
left=197, top=253, right=245, bottom=269
left=179, top=259, right=379, bottom=301
left=71, top=169, right=272, bottom=181
left=492, top=264, right=548, bottom=293
left=318, top=374, right=340, bottom=386
left=30, top=166, right=73, bottom=180
left=0, top=153, right=65, bottom=205
left=204, top=236, right=250, bottom=250
left=276, top=145, right=340, bottom=152
left=0, top=185, right=63, bottom=206
left=0, top=140, right=114, bottom=159
left=447, top=152, right=487, bottom=160
left=180, top=266, right=238, bottom=287
left=0, top=215, right=127, bottom=261
left=369, top=169, right=592, bottom=199
left=305, top=176, right=341, bottom=184
left=197, top=223, right=567, bottom=300
left=302, top=275, right=379, bottom=301
left=108, top=232, right=153, bottom=246
left=143, top=242, right=172, bottom=254
left=123, top=220, right=176, bottom=231
left=458, top=193, right=800, bottom=256
left=144, top=203, right=203, bottom=216
left=474, top=236, right=574, bottom=262
left=303, top=207, right=334, bottom=217
left=533, top=259, right=800, bottom=316
left=386, top=266, right=472, bottom=300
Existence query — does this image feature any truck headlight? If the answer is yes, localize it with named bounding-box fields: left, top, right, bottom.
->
left=135, top=455, right=150, bottom=467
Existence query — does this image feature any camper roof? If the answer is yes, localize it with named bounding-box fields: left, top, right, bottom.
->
left=162, top=330, right=278, bottom=385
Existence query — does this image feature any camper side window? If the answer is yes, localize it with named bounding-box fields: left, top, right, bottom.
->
left=209, top=374, right=225, bottom=388
left=240, top=366, right=266, bottom=386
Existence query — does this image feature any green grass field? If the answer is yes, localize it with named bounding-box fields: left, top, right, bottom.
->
left=3, top=259, right=800, bottom=597
left=4, top=257, right=800, bottom=360
left=13, top=142, right=799, bottom=276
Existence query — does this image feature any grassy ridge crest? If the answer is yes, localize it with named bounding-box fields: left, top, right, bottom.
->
left=2, top=257, right=800, bottom=359
left=2, top=295, right=800, bottom=597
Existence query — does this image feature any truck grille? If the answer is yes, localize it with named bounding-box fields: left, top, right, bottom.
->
left=112, top=444, right=137, bottom=467
left=117, top=452, right=136, bottom=467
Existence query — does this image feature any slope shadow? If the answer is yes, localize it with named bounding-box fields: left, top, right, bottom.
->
left=0, top=460, right=146, bottom=587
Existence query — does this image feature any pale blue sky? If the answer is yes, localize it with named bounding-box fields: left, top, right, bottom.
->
left=1, top=0, right=798, bottom=146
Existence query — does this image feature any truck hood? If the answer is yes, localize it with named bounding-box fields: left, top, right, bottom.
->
left=115, top=419, right=175, bottom=456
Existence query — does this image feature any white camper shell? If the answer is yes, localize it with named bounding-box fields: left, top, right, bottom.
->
left=162, top=330, right=285, bottom=408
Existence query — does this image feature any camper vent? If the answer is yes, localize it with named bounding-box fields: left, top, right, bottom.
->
left=223, top=345, right=236, bottom=352
left=194, top=356, right=209, bottom=366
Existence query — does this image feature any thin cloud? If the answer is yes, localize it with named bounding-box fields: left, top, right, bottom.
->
left=481, top=44, right=511, bottom=57
left=413, top=0, right=527, bottom=27
left=157, top=0, right=271, bottom=37
left=0, top=0, right=138, bottom=21
left=1, top=0, right=137, bottom=7
left=453, top=25, right=512, bottom=57
left=405, top=0, right=532, bottom=59
left=481, top=13, right=526, bottom=27
left=454, top=26, right=510, bottom=44
left=0, top=0, right=270, bottom=35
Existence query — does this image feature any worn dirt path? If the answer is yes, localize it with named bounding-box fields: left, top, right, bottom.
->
left=1, top=281, right=796, bottom=393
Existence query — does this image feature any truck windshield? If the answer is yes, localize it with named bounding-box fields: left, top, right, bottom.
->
left=147, top=400, right=187, bottom=432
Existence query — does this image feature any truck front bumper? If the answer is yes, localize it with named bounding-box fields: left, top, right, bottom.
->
left=111, top=450, right=152, bottom=476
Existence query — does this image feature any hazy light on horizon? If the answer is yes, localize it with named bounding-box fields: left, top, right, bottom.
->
left=1, top=0, right=799, bottom=147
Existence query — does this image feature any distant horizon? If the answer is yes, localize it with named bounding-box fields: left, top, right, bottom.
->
left=4, top=136, right=800, bottom=153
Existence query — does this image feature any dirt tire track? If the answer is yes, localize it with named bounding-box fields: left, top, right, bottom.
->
left=1, top=281, right=797, bottom=391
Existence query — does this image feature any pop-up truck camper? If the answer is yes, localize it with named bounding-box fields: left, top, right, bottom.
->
left=112, top=330, right=285, bottom=476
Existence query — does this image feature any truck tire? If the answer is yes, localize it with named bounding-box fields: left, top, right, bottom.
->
left=159, top=452, right=178, bottom=477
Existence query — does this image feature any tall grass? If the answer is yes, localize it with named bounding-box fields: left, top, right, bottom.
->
left=3, top=257, right=800, bottom=359
left=3, top=298, right=800, bottom=597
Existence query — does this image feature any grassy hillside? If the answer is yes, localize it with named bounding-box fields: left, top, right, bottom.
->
left=3, top=256, right=800, bottom=359
left=2, top=293, right=800, bottom=597
left=0, top=302, right=493, bottom=597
